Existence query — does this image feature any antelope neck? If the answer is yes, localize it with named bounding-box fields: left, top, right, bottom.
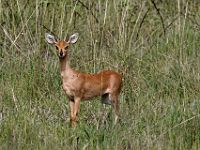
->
left=59, top=54, right=76, bottom=77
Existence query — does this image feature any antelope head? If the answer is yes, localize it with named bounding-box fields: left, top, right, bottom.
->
left=45, top=33, right=79, bottom=58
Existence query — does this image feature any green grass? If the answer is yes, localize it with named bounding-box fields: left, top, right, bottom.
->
left=1, top=0, right=200, bottom=149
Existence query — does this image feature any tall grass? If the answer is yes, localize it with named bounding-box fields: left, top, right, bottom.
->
left=1, top=0, right=200, bottom=149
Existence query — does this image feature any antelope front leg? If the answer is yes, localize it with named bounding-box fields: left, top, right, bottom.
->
left=71, top=97, right=81, bottom=127
left=69, top=100, right=75, bottom=126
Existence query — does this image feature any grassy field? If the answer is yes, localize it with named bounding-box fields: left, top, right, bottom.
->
left=1, top=0, right=200, bottom=149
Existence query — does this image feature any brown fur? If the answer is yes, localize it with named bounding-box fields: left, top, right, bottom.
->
left=47, top=36, right=122, bottom=127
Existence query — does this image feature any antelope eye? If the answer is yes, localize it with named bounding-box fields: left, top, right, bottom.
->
left=55, top=46, right=59, bottom=50
left=64, top=46, right=69, bottom=50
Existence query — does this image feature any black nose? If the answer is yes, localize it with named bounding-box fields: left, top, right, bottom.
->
left=60, top=51, right=63, bottom=57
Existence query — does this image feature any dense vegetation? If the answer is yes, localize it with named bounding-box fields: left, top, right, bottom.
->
left=1, top=0, right=200, bottom=149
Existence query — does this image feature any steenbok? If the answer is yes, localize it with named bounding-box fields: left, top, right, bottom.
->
left=45, top=33, right=122, bottom=127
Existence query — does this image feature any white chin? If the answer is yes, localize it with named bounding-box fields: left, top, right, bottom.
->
left=59, top=55, right=65, bottom=58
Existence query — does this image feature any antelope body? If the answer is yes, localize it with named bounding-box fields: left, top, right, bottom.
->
left=45, top=33, right=122, bottom=127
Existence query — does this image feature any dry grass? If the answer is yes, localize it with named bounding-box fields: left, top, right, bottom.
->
left=1, top=0, right=200, bottom=149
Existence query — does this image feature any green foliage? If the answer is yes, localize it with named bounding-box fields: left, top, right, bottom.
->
left=1, top=0, right=200, bottom=149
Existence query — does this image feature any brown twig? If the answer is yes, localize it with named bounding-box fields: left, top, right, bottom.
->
left=76, top=0, right=99, bottom=23
left=158, top=15, right=179, bottom=37
left=135, top=8, right=150, bottom=41
left=40, top=23, right=59, bottom=39
left=150, top=0, right=166, bottom=36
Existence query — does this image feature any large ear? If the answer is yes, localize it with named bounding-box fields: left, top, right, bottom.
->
left=68, top=33, right=78, bottom=44
left=45, top=33, right=56, bottom=44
